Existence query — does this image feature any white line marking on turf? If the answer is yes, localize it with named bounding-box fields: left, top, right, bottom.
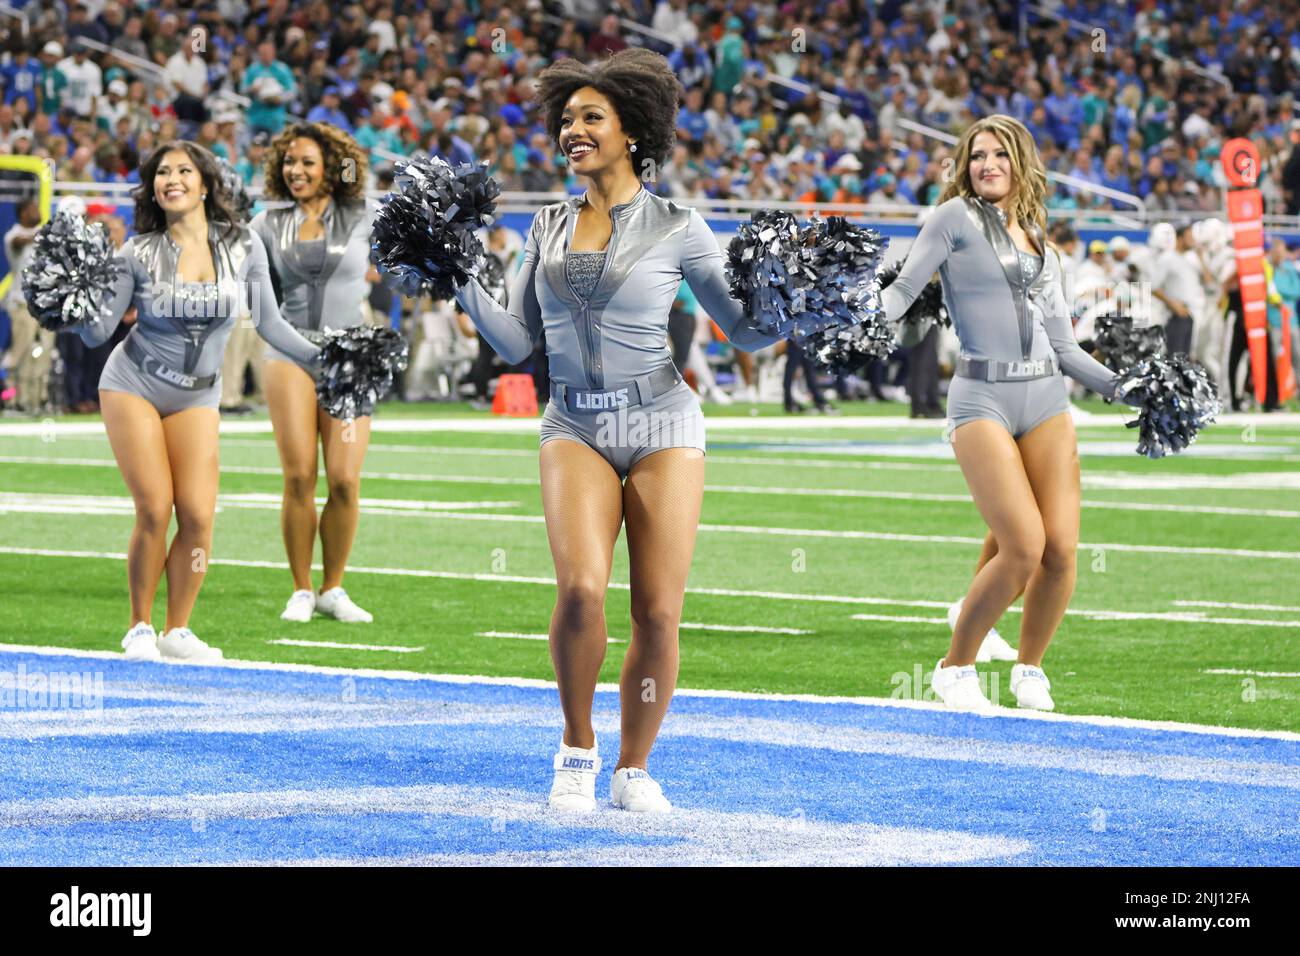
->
left=266, top=639, right=425, bottom=653
left=852, top=609, right=1300, bottom=629
left=1202, top=669, right=1300, bottom=678
left=1176, top=600, right=1300, bottom=613
left=0, top=491, right=518, bottom=516
left=7, top=456, right=1300, bottom=518
left=681, top=622, right=813, bottom=634
left=850, top=613, right=950, bottom=625
left=5, top=489, right=1297, bottom=559
left=477, top=631, right=625, bottom=644
left=3, top=642, right=1296, bottom=740
left=3, top=548, right=1299, bottom=629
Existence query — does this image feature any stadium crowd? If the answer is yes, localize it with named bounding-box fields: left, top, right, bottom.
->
left=1, top=0, right=1298, bottom=416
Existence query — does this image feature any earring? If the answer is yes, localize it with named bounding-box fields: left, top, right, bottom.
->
left=629, top=143, right=637, bottom=153
left=201, top=192, right=207, bottom=200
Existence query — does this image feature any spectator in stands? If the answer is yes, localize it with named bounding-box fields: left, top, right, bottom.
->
left=1152, top=225, right=1203, bottom=357
left=306, top=87, right=352, bottom=133
left=586, top=14, right=627, bottom=58
left=165, top=25, right=210, bottom=124
left=57, top=45, right=103, bottom=120
left=242, top=40, right=295, bottom=135
left=95, top=79, right=129, bottom=134
left=3, top=198, right=50, bottom=411
left=3, top=47, right=41, bottom=113
left=37, top=42, right=68, bottom=115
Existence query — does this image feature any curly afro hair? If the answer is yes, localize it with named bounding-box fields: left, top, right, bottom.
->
left=263, top=121, right=370, bottom=203
left=535, top=48, right=683, bottom=180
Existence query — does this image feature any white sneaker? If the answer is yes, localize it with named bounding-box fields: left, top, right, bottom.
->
left=1010, top=663, right=1055, bottom=711
left=611, top=767, right=672, bottom=813
left=316, top=586, right=373, bottom=623
left=281, top=589, right=316, bottom=622
left=931, top=658, right=993, bottom=712
left=157, top=626, right=224, bottom=664
left=549, top=739, right=601, bottom=812
left=121, top=621, right=160, bottom=661
left=947, top=598, right=1018, bottom=663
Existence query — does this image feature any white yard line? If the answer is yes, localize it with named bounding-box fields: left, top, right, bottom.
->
left=2, top=641, right=1297, bottom=741
left=266, top=639, right=425, bottom=653
left=1, top=546, right=1295, bottom=631
left=3, top=469, right=1299, bottom=519
left=1202, top=669, right=1300, bottom=678
left=1176, top=600, right=1300, bottom=613
left=477, top=631, right=624, bottom=644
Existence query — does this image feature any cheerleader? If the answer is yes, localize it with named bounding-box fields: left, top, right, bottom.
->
left=886, top=115, right=1127, bottom=713
left=250, top=123, right=378, bottom=624
left=451, top=50, right=785, bottom=811
left=74, top=141, right=322, bottom=660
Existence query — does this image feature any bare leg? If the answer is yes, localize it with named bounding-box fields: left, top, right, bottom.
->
left=318, top=407, right=371, bottom=592
left=618, top=447, right=705, bottom=770
left=539, top=439, right=624, bottom=750
left=1014, top=412, right=1081, bottom=665
left=160, top=406, right=220, bottom=631
left=948, top=420, right=1045, bottom=666
left=264, top=359, right=320, bottom=591
left=99, top=389, right=173, bottom=627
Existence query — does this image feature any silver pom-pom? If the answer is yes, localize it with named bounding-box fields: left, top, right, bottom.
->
left=316, top=325, right=410, bottom=420
left=21, top=211, right=124, bottom=332
left=1112, top=354, right=1221, bottom=459
left=1094, top=314, right=1165, bottom=371
left=725, top=210, right=889, bottom=349
left=369, top=155, right=500, bottom=300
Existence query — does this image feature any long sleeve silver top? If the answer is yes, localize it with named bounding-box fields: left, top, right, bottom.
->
left=250, top=197, right=376, bottom=333
left=883, top=195, right=1120, bottom=398
left=76, top=221, right=320, bottom=376
left=453, top=186, right=783, bottom=388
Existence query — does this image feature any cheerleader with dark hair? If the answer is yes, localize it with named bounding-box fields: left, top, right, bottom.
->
left=251, top=121, right=380, bottom=625
left=70, top=141, right=323, bottom=660
left=451, top=49, right=787, bottom=813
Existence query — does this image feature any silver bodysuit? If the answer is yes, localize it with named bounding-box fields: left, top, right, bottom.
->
left=251, top=197, right=376, bottom=368
left=82, top=222, right=321, bottom=417
left=884, top=195, right=1120, bottom=437
left=454, top=186, right=784, bottom=477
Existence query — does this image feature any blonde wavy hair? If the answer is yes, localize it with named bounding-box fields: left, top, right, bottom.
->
left=939, top=114, right=1048, bottom=239
left=263, top=121, right=370, bottom=203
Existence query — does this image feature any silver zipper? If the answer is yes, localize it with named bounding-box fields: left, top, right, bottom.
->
left=564, top=207, right=619, bottom=390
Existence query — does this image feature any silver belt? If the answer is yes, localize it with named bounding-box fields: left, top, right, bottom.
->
left=956, top=354, right=1058, bottom=382
left=125, top=333, right=216, bottom=390
left=550, top=363, right=681, bottom=413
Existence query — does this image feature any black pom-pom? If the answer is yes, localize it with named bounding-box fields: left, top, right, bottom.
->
left=21, top=211, right=124, bottom=332
left=1094, top=315, right=1165, bottom=371
left=724, top=209, right=814, bottom=339
left=803, top=215, right=889, bottom=333
left=214, top=155, right=253, bottom=223
left=725, top=210, right=889, bottom=361
left=369, top=155, right=500, bottom=300
left=1112, top=354, right=1221, bottom=459
left=315, top=325, right=410, bottom=420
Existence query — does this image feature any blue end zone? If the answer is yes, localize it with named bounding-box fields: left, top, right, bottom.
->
left=1, top=649, right=1296, bottom=866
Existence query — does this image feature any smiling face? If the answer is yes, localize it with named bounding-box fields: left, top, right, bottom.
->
left=558, top=86, right=633, bottom=177
left=282, top=136, right=326, bottom=202
left=153, top=148, right=206, bottom=216
left=968, top=129, right=1013, bottom=204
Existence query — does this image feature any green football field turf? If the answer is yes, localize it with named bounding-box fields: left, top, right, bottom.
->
left=1, top=397, right=1298, bottom=732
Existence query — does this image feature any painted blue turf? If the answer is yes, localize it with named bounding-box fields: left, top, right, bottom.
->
left=1, top=649, right=1296, bottom=866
